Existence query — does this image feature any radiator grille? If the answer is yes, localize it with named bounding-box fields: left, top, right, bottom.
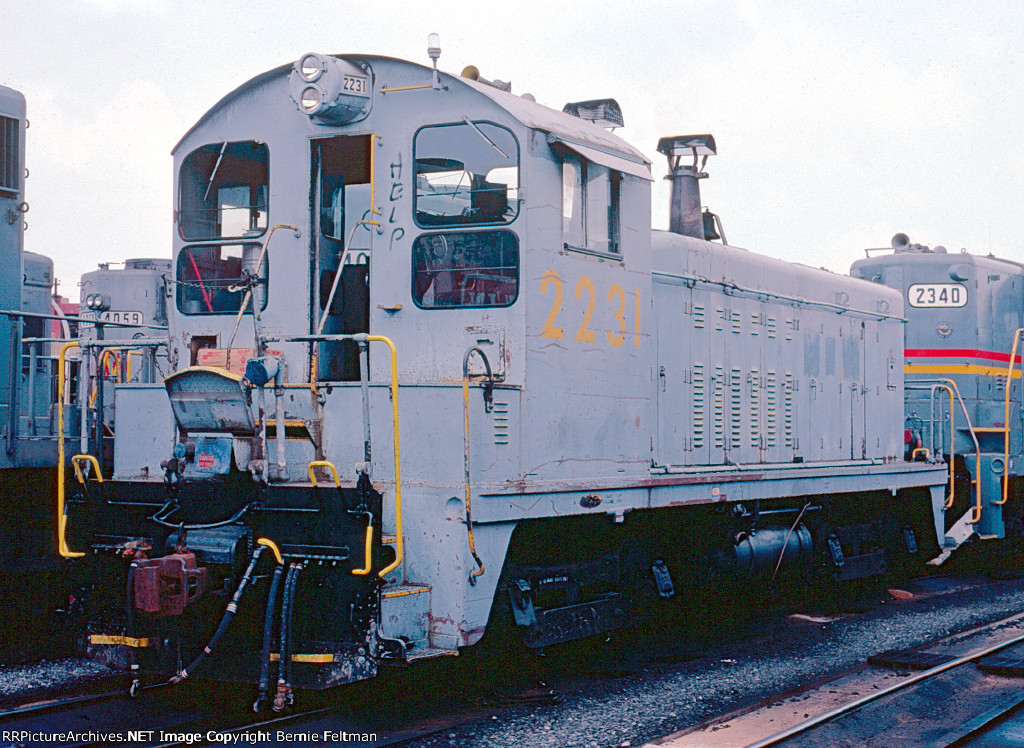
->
left=0, top=115, right=19, bottom=194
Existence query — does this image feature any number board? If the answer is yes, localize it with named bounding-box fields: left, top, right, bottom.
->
left=79, top=310, right=145, bottom=328
left=342, top=75, right=368, bottom=95
left=908, top=283, right=967, bottom=308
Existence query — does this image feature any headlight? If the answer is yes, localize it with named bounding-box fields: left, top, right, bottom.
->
left=298, top=53, right=327, bottom=82
left=299, top=85, right=323, bottom=114
left=85, top=293, right=110, bottom=311
left=289, top=53, right=372, bottom=124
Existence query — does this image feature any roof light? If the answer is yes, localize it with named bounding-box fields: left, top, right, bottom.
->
left=427, top=33, right=441, bottom=62
left=563, top=99, right=624, bottom=130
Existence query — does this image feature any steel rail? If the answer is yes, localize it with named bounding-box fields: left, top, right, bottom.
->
left=743, top=621, right=1024, bottom=747
left=0, top=680, right=168, bottom=721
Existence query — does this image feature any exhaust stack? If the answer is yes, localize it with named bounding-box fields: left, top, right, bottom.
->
left=657, top=134, right=716, bottom=239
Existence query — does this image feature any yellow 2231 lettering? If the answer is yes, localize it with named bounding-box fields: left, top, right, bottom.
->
left=606, top=284, right=625, bottom=347
left=539, top=271, right=642, bottom=348
left=540, top=270, right=564, bottom=340
left=575, top=276, right=597, bottom=343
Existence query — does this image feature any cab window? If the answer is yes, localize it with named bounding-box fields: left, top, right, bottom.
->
left=562, top=154, right=621, bottom=255
left=412, top=231, right=518, bottom=309
left=176, top=243, right=268, bottom=314
left=179, top=141, right=269, bottom=241
left=414, top=122, right=519, bottom=227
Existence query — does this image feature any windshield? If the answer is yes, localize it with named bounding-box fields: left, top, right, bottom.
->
left=179, top=141, right=269, bottom=241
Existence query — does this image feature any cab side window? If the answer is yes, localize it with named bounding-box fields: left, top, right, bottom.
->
left=176, top=242, right=268, bottom=315
left=414, top=122, right=519, bottom=227
left=562, top=153, right=621, bottom=255
left=412, top=231, right=518, bottom=309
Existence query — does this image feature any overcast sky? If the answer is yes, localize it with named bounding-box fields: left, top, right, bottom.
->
left=2, top=0, right=1021, bottom=296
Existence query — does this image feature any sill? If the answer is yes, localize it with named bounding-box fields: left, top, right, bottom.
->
left=563, top=243, right=623, bottom=262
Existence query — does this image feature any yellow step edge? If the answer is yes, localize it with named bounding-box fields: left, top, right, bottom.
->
left=257, top=419, right=308, bottom=429
left=269, top=653, right=336, bottom=663
left=90, top=635, right=152, bottom=648
left=382, top=584, right=431, bottom=599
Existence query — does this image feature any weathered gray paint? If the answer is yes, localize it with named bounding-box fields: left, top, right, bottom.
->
left=105, top=54, right=948, bottom=652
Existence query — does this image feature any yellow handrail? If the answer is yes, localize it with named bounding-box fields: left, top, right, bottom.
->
left=998, top=329, right=1024, bottom=505
left=57, top=341, right=85, bottom=558
left=370, top=134, right=382, bottom=216
left=933, top=384, right=957, bottom=510
left=89, top=349, right=119, bottom=408
left=72, top=454, right=103, bottom=484
left=379, top=84, right=433, bottom=93
left=352, top=525, right=373, bottom=576
left=369, top=335, right=404, bottom=578
left=102, top=349, right=121, bottom=381
left=462, top=355, right=486, bottom=583
left=940, top=379, right=983, bottom=523
left=307, top=460, right=341, bottom=488
left=256, top=537, right=284, bottom=565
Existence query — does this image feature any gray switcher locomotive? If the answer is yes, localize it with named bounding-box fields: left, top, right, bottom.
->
left=63, top=46, right=951, bottom=703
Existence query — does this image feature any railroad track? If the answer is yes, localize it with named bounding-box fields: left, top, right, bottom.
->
left=2, top=573, right=1018, bottom=748
left=0, top=652, right=559, bottom=748
left=0, top=675, right=394, bottom=748
left=649, top=608, right=1024, bottom=747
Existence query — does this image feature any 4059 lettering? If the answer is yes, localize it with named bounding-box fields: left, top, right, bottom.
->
left=539, top=270, right=641, bottom=348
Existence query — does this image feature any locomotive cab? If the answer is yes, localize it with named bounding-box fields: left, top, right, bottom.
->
left=71, top=49, right=659, bottom=692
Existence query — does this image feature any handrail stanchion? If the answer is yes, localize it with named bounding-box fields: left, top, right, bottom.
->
left=57, top=341, right=85, bottom=558
left=997, top=329, right=1024, bottom=505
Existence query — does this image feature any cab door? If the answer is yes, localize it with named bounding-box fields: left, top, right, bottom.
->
left=312, top=135, right=373, bottom=381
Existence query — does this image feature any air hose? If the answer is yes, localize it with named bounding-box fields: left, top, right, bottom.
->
left=253, top=563, right=285, bottom=712
left=274, top=564, right=302, bottom=711
left=170, top=545, right=265, bottom=684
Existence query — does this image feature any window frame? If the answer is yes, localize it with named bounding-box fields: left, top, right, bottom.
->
left=177, top=140, right=270, bottom=242
left=561, top=153, right=622, bottom=258
left=175, top=241, right=270, bottom=316
left=0, top=115, right=19, bottom=196
left=412, top=120, right=521, bottom=230
left=410, top=229, right=520, bottom=311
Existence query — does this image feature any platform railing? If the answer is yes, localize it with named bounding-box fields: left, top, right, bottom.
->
left=908, top=379, right=982, bottom=522
left=277, top=333, right=403, bottom=579
left=56, top=338, right=168, bottom=559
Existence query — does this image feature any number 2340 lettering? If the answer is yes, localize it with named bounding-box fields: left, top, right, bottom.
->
left=539, top=270, right=641, bottom=348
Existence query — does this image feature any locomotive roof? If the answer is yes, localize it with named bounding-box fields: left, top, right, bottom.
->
left=0, top=85, right=26, bottom=119
left=852, top=247, right=1024, bottom=272
left=652, top=230, right=904, bottom=317
left=173, top=53, right=651, bottom=173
